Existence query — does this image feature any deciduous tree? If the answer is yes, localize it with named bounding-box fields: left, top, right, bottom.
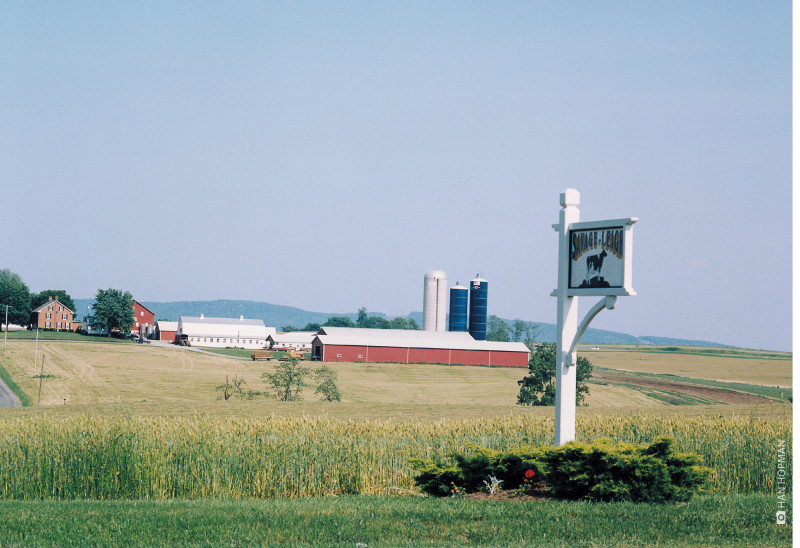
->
left=487, top=315, right=510, bottom=342
left=263, top=357, right=311, bottom=401
left=517, top=342, right=593, bottom=406
left=0, top=269, right=31, bottom=328
left=314, top=365, right=341, bottom=402
left=323, top=316, right=356, bottom=328
left=93, top=288, right=135, bottom=336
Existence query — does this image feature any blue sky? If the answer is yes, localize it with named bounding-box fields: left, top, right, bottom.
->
left=1, top=2, right=791, bottom=351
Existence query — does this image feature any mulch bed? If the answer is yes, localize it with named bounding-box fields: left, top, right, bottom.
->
left=461, top=481, right=555, bottom=502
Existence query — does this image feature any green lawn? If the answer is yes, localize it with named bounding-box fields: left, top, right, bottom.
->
left=0, top=495, right=789, bottom=547
left=0, top=330, right=129, bottom=343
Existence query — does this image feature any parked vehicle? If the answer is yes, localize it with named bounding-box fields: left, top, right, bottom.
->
left=251, top=350, right=274, bottom=361
left=279, top=348, right=307, bottom=361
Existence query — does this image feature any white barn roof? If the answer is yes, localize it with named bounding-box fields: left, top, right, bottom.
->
left=178, top=316, right=275, bottom=339
left=156, top=321, right=178, bottom=331
left=269, top=331, right=317, bottom=344
left=314, top=327, right=529, bottom=353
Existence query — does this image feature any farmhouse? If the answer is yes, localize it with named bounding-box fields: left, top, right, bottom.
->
left=311, top=327, right=529, bottom=367
left=31, top=296, right=77, bottom=331
left=268, top=331, right=316, bottom=351
left=176, top=315, right=276, bottom=349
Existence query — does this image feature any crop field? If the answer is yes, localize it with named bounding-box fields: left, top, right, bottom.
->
left=580, top=345, right=792, bottom=387
left=0, top=340, right=790, bottom=415
left=0, top=339, right=792, bottom=545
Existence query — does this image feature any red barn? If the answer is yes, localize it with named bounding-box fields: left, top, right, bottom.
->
left=311, top=327, right=529, bottom=367
left=132, top=301, right=155, bottom=336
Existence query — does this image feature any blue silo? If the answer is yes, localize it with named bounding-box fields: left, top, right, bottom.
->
left=448, top=284, right=469, bottom=332
left=469, top=276, right=488, bottom=340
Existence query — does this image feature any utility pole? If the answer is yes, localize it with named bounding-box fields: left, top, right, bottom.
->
left=34, top=328, right=39, bottom=375
left=3, top=304, right=8, bottom=350
left=37, top=355, right=46, bottom=405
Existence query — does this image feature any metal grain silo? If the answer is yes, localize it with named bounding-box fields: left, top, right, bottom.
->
left=448, top=283, right=468, bottom=332
left=468, top=276, right=488, bottom=340
left=423, top=269, right=447, bottom=332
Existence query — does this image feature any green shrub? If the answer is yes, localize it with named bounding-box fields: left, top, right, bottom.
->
left=409, top=437, right=710, bottom=503
left=406, top=458, right=463, bottom=497
left=541, top=437, right=710, bottom=502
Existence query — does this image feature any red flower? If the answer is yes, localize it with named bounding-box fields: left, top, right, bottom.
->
left=524, top=469, right=535, bottom=479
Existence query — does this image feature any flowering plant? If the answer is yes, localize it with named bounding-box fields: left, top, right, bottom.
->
left=483, top=475, right=503, bottom=495
left=516, top=468, right=537, bottom=495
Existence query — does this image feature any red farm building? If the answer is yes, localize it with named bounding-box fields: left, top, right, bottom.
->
left=311, top=326, right=529, bottom=367
left=155, top=321, right=178, bottom=341
left=132, top=301, right=155, bottom=336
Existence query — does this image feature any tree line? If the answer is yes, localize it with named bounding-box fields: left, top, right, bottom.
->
left=282, top=307, right=420, bottom=332
left=0, top=268, right=135, bottom=336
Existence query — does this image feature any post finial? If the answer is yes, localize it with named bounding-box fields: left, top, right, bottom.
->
left=560, top=188, right=580, bottom=208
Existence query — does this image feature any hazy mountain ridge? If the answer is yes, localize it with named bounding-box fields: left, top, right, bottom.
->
left=74, top=298, right=730, bottom=348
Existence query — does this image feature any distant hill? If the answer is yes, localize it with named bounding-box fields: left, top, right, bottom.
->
left=74, top=298, right=730, bottom=348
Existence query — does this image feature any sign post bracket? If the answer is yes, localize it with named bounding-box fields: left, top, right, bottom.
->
left=566, top=295, right=617, bottom=365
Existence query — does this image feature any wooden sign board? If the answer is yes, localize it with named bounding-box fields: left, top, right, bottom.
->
left=567, top=218, right=637, bottom=296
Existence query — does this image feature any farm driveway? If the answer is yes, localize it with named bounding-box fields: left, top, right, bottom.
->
left=0, top=376, right=19, bottom=407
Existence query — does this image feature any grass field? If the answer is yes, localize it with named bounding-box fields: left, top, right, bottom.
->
left=581, top=345, right=791, bottom=387
left=0, top=495, right=790, bottom=547
left=0, top=340, right=791, bottom=413
left=0, top=340, right=792, bottom=545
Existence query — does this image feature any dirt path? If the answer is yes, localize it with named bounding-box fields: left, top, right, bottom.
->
left=592, top=371, right=772, bottom=405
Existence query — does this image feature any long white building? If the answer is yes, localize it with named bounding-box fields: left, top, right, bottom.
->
left=177, top=314, right=276, bottom=349
left=268, top=331, right=316, bottom=351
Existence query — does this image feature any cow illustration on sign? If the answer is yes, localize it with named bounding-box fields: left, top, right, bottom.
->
left=581, top=249, right=610, bottom=288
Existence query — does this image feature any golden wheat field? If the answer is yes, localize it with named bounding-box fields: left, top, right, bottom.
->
left=0, top=412, right=790, bottom=499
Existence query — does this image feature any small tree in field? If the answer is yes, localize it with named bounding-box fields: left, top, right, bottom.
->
left=314, top=365, right=341, bottom=402
left=517, top=342, right=593, bottom=406
left=217, top=374, right=247, bottom=401
left=263, top=357, right=311, bottom=401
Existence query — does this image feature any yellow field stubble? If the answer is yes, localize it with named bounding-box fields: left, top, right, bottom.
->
left=587, top=350, right=791, bottom=387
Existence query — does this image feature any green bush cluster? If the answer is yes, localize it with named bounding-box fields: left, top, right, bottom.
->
left=409, top=437, right=711, bottom=503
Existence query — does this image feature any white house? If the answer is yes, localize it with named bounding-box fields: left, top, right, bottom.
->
left=268, top=331, right=316, bottom=351
left=177, top=314, right=276, bottom=349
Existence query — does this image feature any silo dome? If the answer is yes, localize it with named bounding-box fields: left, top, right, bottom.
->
left=423, top=269, right=447, bottom=332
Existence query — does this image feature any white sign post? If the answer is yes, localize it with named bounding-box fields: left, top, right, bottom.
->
left=552, top=189, right=637, bottom=445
